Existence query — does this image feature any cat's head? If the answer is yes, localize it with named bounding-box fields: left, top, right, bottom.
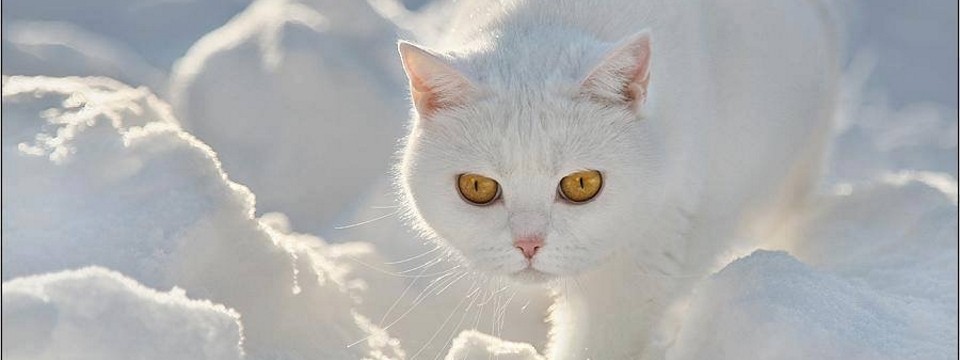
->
left=397, top=33, right=664, bottom=283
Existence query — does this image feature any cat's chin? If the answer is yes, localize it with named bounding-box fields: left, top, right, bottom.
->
left=507, top=268, right=557, bottom=284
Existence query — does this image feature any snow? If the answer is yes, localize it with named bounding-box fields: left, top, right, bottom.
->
left=168, top=0, right=408, bottom=232
left=1, top=0, right=957, bottom=359
left=668, top=250, right=956, bottom=360
left=2, top=267, right=244, bottom=360
left=444, top=331, right=544, bottom=360
left=794, top=176, right=958, bottom=302
left=660, top=88, right=959, bottom=360
left=2, top=76, right=403, bottom=359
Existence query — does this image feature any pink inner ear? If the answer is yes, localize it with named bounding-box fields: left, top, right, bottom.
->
left=398, top=41, right=476, bottom=120
left=408, top=74, right=442, bottom=118
left=581, top=32, right=652, bottom=109
left=624, top=43, right=651, bottom=106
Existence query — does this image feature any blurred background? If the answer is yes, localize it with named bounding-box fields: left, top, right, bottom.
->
left=2, top=0, right=957, bottom=359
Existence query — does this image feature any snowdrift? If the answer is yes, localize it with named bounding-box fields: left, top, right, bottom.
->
left=2, top=76, right=403, bottom=359
left=168, top=0, right=409, bottom=232
left=2, top=267, right=244, bottom=360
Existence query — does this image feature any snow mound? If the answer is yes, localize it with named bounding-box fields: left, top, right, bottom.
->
left=667, top=167, right=958, bottom=360
left=794, top=175, right=958, bottom=303
left=668, top=249, right=956, bottom=360
left=3, top=75, right=187, bottom=282
left=1, top=267, right=244, bottom=360
left=169, top=0, right=408, bottom=232
left=1, top=75, right=403, bottom=359
left=444, top=331, right=544, bottom=360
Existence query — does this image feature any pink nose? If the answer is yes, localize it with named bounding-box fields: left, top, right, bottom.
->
left=514, top=235, right=544, bottom=260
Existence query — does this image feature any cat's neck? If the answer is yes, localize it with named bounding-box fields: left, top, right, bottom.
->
left=545, top=252, right=689, bottom=359
left=545, top=203, right=702, bottom=359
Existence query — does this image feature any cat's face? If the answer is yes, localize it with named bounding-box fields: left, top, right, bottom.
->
left=398, top=33, right=659, bottom=283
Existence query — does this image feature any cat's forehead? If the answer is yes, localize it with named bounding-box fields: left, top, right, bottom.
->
left=423, top=92, right=635, bottom=177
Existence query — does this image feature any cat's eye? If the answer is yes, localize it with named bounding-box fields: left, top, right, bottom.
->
left=457, top=173, right=501, bottom=205
left=558, top=170, right=603, bottom=203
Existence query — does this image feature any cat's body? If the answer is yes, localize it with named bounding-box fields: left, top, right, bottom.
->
left=397, top=0, right=839, bottom=358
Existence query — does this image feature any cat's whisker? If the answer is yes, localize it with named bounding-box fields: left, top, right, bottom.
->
left=488, top=278, right=503, bottom=338
left=407, top=271, right=460, bottom=309
left=372, top=270, right=469, bottom=342
left=459, top=284, right=489, bottom=360
left=410, top=282, right=484, bottom=359
left=488, top=278, right=501, bottom=337
left=339, top=262, right=466, bottom=348
left=496, top=287, right=519, bottom=340
left=369, top=204, right=400, bottom=209
left=636, top=271, right=708, bottom=279
left=409, top=270, right=471, bottom=313
left=433, top=270, right=472, bottom=296
left=342, top=254, right=460, bottom=278
left=345, top=274, right=471, bottom=351
left=473, top=284, right=483, bottom=329
left=332, top=209, right=399, bottom=230
left=473, top=278, right=500, bottom=340
left=383, top=246, right=442, bottom=265
left=424, top=269, right=459, bottom=290
left=437, top=281, right=491, bottom=360
left=634, top=260, right=709, bottom=279
left=396, top=255, right=446, bottom=274
left=377, top=265, right=430, bottom=327
left=478, top=279, right=510, bottom=306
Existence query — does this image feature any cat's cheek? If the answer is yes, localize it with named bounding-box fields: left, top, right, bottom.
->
left=459, top=244, right=525, bottom=275
left=415, top=193, right=514, bottom=270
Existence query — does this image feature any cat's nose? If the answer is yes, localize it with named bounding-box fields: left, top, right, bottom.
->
left=514, top=234, right=544, bottom=260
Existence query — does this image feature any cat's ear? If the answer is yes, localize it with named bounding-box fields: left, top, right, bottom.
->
left=398, top=41, right=477, bottom=119
left=579, top=31, right=652, bottom=111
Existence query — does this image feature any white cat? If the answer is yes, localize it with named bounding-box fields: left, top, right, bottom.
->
left=396, top=0, right=839, bottom=358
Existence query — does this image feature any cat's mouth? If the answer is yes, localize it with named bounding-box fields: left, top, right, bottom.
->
left=509, top=267, right=556, bottom=284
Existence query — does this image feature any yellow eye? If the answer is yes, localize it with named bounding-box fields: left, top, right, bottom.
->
left=457, top=173, right=501, bottom=205
left=558, top=170, right=603, bottom=203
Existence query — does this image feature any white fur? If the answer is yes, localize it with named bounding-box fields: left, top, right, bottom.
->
left=397, top=0, right=840, bottom=358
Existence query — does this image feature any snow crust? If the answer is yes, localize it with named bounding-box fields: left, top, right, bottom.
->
left=2, top=267, right=244, bottom=360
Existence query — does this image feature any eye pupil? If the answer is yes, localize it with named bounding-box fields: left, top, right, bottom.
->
left=457, top=174, right=500, bottom=205
left=558, top=170, right=602, bottom=203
